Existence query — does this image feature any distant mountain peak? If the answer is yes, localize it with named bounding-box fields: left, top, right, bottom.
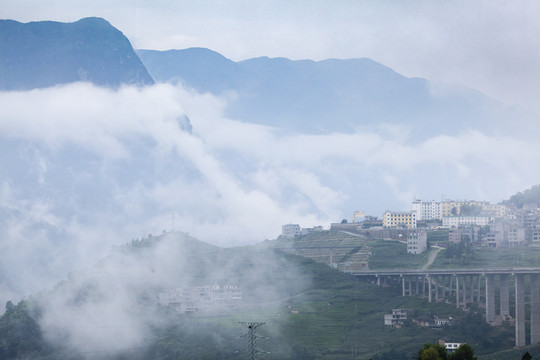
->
left=0, top=17, right=154, bottom=90
left=137, top=47, right=522, bottom=139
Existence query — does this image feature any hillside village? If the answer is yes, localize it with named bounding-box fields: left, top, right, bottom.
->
left=283, top=198, right=540, bottom=250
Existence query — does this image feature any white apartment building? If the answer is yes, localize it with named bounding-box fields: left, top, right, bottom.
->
left=407, top=231, right=427, bottom=254
left=443, top=216, right=493, bottom=228
left=412, top=199, right=441, bottom=221
left=282, top=224, right=301, bottom=237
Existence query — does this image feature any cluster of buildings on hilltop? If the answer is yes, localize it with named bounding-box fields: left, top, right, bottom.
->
left=367, top=199, right=540, bottom=249
left=377, top=199, right=507, bottom=230
left=158, top=284, right=242, bottom=314
left=281, top=199, right=540, bottom=251
left=351, top=199, right=509, bottom=232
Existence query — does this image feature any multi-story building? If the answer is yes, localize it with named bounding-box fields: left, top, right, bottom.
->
left=412, top=199, right=441, bottom=221
left=415, top=199, right=506, bottom=220
left=532, top=227, right=540, bottom=246
left=507, top=226, right=526, bottom=247
left=384, top=309, right=407, bottom=327
left=282, top=224, right=301, bottom=237
left=482, top=203, right=507, bottom=217
left=448, top=227, right=478, bottom=244
left=443, top=216, right=493, bottom=228
left=485, top=220, right=526, bottom=247
left=301, top=225, right=324, bottom=235
left=407, top=231, right=427, bottom=254
left=440, top=200, right=461, bottom=218
left=383, top=211, right=416, bottom=229
left=486, top=230, right=504, bottom=248
left=440, top=200, right=485, bottom=217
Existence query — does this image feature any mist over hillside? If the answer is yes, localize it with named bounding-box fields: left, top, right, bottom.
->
left=35, top=232, right=312, bottom=357
left=1, top=16, right=540, bottom=311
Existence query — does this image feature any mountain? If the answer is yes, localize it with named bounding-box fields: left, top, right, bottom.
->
left=0, top=17, right=154, bottom=90
left=137, top=48, right=518, bottom=139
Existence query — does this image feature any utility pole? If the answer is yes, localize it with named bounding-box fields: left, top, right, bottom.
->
left=239, top=322, right=266, bottom=360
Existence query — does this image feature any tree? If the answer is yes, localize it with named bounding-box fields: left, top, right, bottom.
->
left=504, top=184, right=540, bottom=208
left=449, top=344, right=476, bottom=360
left=460, top=204, right=482, bottom=216
left=421, top=347, right=443, bottom=360
left=416, top=344, right=447, bottom=360
left=341, top=219, right=348, bottom=224
left=522, top=352, right=532, bottom=360
left=0, top=300, right=48, bottom=359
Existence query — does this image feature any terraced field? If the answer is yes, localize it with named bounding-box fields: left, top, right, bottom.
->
left=267, top=231, right=371, bottom=272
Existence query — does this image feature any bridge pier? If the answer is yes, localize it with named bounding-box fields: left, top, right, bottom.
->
left=455, top=275, right=460, bottom=308
left=486, top=274, right=496, bottom=323
left=500, top=274, right=510, bottom=318
left=462, top=275, right=467, bottom=305
left=470, top=275, right=475, bottom=304
left=478, top=275, right=482, bottom=302
left=515, top=274, right=526, bottom=347
left=531, top=274, right=540, bottom=345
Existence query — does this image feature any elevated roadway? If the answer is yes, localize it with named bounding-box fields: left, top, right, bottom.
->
left=353, top=267, right=540, bottom=347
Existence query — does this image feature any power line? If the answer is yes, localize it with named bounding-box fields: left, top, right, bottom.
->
left=239, top=322, right=266, bottom=360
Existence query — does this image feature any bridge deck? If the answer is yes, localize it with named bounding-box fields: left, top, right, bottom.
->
left=353, top=267, right=540, bottom=276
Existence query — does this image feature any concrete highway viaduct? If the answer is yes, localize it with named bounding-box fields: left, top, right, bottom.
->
left=354, top=268, right=540, bottom=347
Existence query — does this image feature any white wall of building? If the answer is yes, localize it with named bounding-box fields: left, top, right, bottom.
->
left=443, top=216, right=493, bottom=228
left=282, top=224, right=301, bottom=237
left=407, top=231, right=427, bottom=254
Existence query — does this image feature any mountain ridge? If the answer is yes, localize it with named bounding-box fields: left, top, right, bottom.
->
left=136, top=47, right=517, bottom=139
left=0, top=17, right=154, bottom=90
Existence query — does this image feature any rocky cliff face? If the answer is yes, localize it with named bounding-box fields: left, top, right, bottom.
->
left=0, top=17, right=154, bottom=90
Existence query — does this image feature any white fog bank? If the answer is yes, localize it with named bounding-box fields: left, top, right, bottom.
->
left=1, top=82, right=539, bottom=303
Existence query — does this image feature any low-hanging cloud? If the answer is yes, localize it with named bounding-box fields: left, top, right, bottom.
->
left=1, top=82, right=540, bottom=305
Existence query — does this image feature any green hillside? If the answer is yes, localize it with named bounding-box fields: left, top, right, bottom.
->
left=503, top=184, right=540, bottom=208
left=266, top=231, right=371, bottom=272
left=1, top=231, right=527, bottom=359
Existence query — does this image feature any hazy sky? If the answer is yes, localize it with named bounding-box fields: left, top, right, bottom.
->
left=3, top=0, right=540, bottom=115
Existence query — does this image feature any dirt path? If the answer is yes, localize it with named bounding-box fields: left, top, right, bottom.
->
left=422, top=247, right=442, bottom=270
